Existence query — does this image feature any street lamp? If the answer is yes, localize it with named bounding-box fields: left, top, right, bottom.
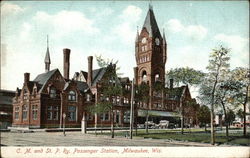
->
left=63, top=112, right=66, bottom=136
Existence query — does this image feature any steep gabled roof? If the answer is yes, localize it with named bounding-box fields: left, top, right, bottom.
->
left=81, top=71, right=88, bottom=80
left=33, top=69, right=59, bottom=92
left=166, top=86, right=186, bottom=101
left=142, top=7, right=161, bottom=38
left=92, top=67, right=107, bottom=86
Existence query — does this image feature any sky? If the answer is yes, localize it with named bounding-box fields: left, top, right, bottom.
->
left=1, top=1, right=249, bottom=98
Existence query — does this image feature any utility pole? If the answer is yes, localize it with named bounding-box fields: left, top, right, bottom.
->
left=130, top=79, right=134, bottom=139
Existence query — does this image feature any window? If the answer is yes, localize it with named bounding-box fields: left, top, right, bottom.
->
left=142, top=45, right=147, bottom=52
left=68, top=91, right=76, bottom=101
left=23, top=89, right=28, bottom=100
left=86, top=94, right=91, bottom=101
left=47, top=106, right=53, bottom=120
left=53, top=106, right=59, bottom=120
left=32, top=105, right=38, bottom=120
left=22, top=105, right=28, bottom=120
left=100, top=113, right=109, bottom=121
left=47, top=106, right=59, bottom=120
left=14, top=107, right=19, bottom=120
left=123, top=98, right=129, bottom=104
left=123, top=111, right=130, bottom=123
left=116, top=96, right=120, bottom=103
left=68, top=106, right=76, bottom=121
left=155, top=74, right=160, bottom=81
left=142, top=71, right=147, bottom=82
left=50, top=87, right=57, bottom=98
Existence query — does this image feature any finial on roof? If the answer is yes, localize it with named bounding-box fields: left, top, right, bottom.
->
left=44, top=35, right=51, bottom=72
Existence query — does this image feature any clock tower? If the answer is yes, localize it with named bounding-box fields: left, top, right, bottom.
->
left=134, top=5, right=167, bottom=109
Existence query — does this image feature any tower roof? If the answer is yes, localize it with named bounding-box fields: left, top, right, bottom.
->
left=44, top=35, right=51, bottom=64
left=142, top=6, right=161, bottom=38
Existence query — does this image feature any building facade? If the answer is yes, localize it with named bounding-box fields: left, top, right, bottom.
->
left=0, top=89, right=15, bottom=129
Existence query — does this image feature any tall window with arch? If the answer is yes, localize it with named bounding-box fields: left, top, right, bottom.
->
left=142, top=71, right=147, bottom=82
left=155, top=73, right=160, bottom=82
left=68, top=90, right=76, bottom=101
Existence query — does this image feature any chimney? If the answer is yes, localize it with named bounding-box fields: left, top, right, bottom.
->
left=170, top=78, right=173, bottom=89
left=63, top=48, right=70, bottom=80
left=87, top=56, right=93, bottom=86
left=24, top=73, right=30, bottom=83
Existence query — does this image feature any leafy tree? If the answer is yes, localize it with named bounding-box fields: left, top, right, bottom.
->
left=199, top=45, right=230, bottom=145
left=135, top=82, right=150, bottom=134
left=226, top=109, right=235, bottom=127
left=216, top=79, right=238, bottom=137
left=97, top=65, right=122, bottom=138
left=197, top=105, right=211, bottom=132
left=95, top=54, right=123, bottom=76
left=236, top=108, right=244, bottom=120
left=166, top=67, right=205, bottom=87
left=229, top=67, right=249, bottom=136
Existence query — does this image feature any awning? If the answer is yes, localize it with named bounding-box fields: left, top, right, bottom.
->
left=138, top=109, right=181, bottom=117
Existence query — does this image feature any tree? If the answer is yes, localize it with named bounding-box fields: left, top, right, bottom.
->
left=87, top=56, right=123, bottom=138
left=95, top=54, right=123, bottom=76
left=166, top=67, right=205, bottom=134
left=236, top=108, right=244, bottom=121
left=166, top=67, right=205, bottom=87
left=135, top=82, right=150, bottom=134
left=199, top=45, right=230, bottom=145
left=226, top=109, right=235, bottom=127
left=197, top=105, right=211, bottom=132
left=230, top=67, right=249, bottom=136
left=97, top=65, right=122, bottom=138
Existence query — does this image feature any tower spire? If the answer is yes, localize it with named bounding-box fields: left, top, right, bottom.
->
left=142, top=4, right=161, bottom=38
left=44, top=35, right=51, bottom=72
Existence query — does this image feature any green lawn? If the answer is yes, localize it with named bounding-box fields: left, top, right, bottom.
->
left=92, top=128, right=250, bottom=146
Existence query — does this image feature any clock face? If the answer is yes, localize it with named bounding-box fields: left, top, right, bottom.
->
left=142, top=37, right=147, bottom=44
left=155, top=38, right=160, bottom=45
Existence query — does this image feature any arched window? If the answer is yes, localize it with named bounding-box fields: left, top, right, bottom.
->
left=142, top=71, right=147, bottom=82
left=155, top=74, right=160, bottom=81
left=50, top=87, right=57, bottom=98
left=68, top=91, right=76, bottom=101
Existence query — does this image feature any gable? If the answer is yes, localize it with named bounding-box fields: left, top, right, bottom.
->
left=33, top=69, right=65, bottom=93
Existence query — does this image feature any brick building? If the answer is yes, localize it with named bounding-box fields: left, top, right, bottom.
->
left=12, top=6, right=199, bottom=129
left=0, top=89, right=15, bottom=129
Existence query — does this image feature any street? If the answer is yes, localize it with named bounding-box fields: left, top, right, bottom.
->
left=1, top=131, right=217, bottom=147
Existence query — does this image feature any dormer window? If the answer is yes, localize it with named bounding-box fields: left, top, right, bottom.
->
left=68, top=91, right=76, bottom=101
left=50, top=87, right=57, bottom=98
